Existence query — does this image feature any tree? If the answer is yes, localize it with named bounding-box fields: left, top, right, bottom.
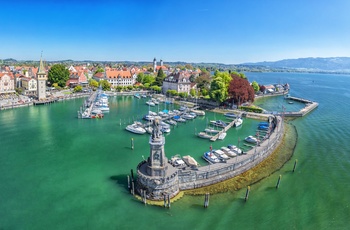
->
left=166, top=89, right=178, bottom=97
left=154, top=68, right=166, bottom=86
left=251, top=81, right=260, bottom=92
left=150, top=85, right=161, bottom=93
left=94, top=67, right=104, bottom=75
left=190, top=88, right=196, bottom=97
left=228, top=75, right=255, bottom=106
left=195, top=71, right=211, bottom=92
left=99, top=79, right=111, bottom=91
left=74, top=85, right=83, bottom=92
left=89, top=79, right=99, bottom=88
left=259, top=85, right=266, bottom=93
left=209, top=71, right=232, bottom=103
left=136, top=72, right=144, bottom=83
left=48, top=64, right=70, bottom=87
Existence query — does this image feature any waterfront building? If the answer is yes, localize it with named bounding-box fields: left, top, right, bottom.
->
left=66, top=71, right=88, bottom=87
left=136, top=118, right=180, bottom=200
left=21, top=77, right=37, bottom=96
left=0, top=72, right=15, bottom=94
left=162, top=71, right=195, bottom=94
left=36, top=56, right=47, bottom=100
left=93, top=68, right=136, bottom=87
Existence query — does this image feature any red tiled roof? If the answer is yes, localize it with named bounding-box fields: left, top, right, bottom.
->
left=106, top=69, right=132, bottom=79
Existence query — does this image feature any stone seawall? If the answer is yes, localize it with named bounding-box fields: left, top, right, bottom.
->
left=177, top=116, right=284, bottom=190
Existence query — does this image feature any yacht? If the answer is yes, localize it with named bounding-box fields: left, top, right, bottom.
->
left=234, top=118, right=243, bottom=127
left=244, top=135, right=258, bottom=144
left=203, top=151, right=220, bottom=164
left=213, top=149, right=229, bottom=160
left=182, top=155, right=199, bottom=168
left=227, top=145, right=243, bottom=155
left=217, top=132, right=227, bottom=140
left=125, top=123, right=146, bottom=134
left=169, top=155, right=186, bottom=167
left=220, top=146, right=237, bottom=157
left=210, top=120, right=227, bottom=128
left=197, top=131, right=213, bottom=139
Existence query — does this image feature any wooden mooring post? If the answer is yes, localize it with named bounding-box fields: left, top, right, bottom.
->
left=276, top=175, right=282, bottom=189
left=131, top=138, right=134, bottom=150
left=245, top=186, right=250, bottom=202
left=127, top=175, right=130, bottom=189
left=204, top=193, right=210, bottom=208
left=293, top=159, right=298, bottom=172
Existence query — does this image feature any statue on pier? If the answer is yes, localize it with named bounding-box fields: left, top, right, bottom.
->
left=151, top=118, right=161, bottom=140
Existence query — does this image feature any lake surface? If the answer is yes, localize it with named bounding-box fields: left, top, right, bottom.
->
left=1, top=72, right=349, bottom=229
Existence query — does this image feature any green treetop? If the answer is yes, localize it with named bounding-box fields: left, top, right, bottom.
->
left=48, top=64, right=70, bottom=87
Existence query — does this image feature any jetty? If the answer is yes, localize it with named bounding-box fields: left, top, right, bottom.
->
left=210, top=119, right=236, bottom=142
left=281, top=96, right=319, bottom=117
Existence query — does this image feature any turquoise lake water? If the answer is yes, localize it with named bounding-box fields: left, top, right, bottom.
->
left=1, top=72, right=349, bottom=229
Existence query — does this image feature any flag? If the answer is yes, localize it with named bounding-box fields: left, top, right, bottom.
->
left=210, top=144, right=212, bottom=152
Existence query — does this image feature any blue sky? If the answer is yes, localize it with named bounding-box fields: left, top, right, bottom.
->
left=1, top=0, right=350, bottom=64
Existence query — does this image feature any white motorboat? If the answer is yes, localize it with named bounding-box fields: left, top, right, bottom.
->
left=173, top=115, right=186, bottom=123
left=143, top=115, right=155, bottom=121
left=146, top=101, right=155, bottom=107
left=213, top=149, right=229, bottom=160
left=191, top=109, right=205, bottom=116
left=220, top=146, right=237, bottom=157
left=210, top=120, right=227, bottom=128
left=203, top=151, right=220, bottom=163
left=161, top=127, right=171, bottom=133
left=125, top=123, right=146, bottom=134
left=169, top=155, right=186, bottom=167
left=182, top=113, right=195, bottom=120
left=160, top=121, right=170, bottom=129
left=224, top=112, right=237, bottom=118
left=197, top=132, right=213, bottom=139
left=218, top=132, right=227, bottom=140
left=234, top=118, right=243, bottom=127
left=182, top=155, right=199, bottom=168
left=145, top=126, right=153, bottom=134
left=205, top=128, right=220, bottom=134
left=245, top=135, right=258, bottom=144
left=165, top=119, right=177, bottom=126
left=227, top=145, right=243, bottom=155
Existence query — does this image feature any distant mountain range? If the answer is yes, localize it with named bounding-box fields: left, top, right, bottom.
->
left=242, top=57, right=350, bottom=72
left=2, top=57, right=350, bottom=73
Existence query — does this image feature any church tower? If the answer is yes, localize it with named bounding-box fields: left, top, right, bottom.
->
left=36, top=55, right=47, bottom=100
left=160, top=59, right=163, bottom=67
left=153, top=57, right=157, bottom=73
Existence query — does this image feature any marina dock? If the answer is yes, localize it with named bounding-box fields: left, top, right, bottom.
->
left=210, top=119, right=236, bottom=142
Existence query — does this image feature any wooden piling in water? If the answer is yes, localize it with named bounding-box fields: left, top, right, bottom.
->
left=276, top=175, right=282, bottom=189
left=131, top=181, right=135, bottom=195
left=293, top=159, right=298, bottom=172
left=131, top=169, right=134, bottom=181
left=167, top=195, right=171, bottom=208
left=164, top=195, right=167, bottom=208
left=131, top=138, right=134, bottom=150
left=127, top=175, right=130, bottom=189
left=204, top=193, right=210, bottom=208
left=245, top=186, right=250, bottom=202
left=143, top=190, right=147, bottom=205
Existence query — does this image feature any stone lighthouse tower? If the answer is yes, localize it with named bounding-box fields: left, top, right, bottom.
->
left=136, top=118, right=179, bottom=200
left=36, top=54, right=47, bottom=100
